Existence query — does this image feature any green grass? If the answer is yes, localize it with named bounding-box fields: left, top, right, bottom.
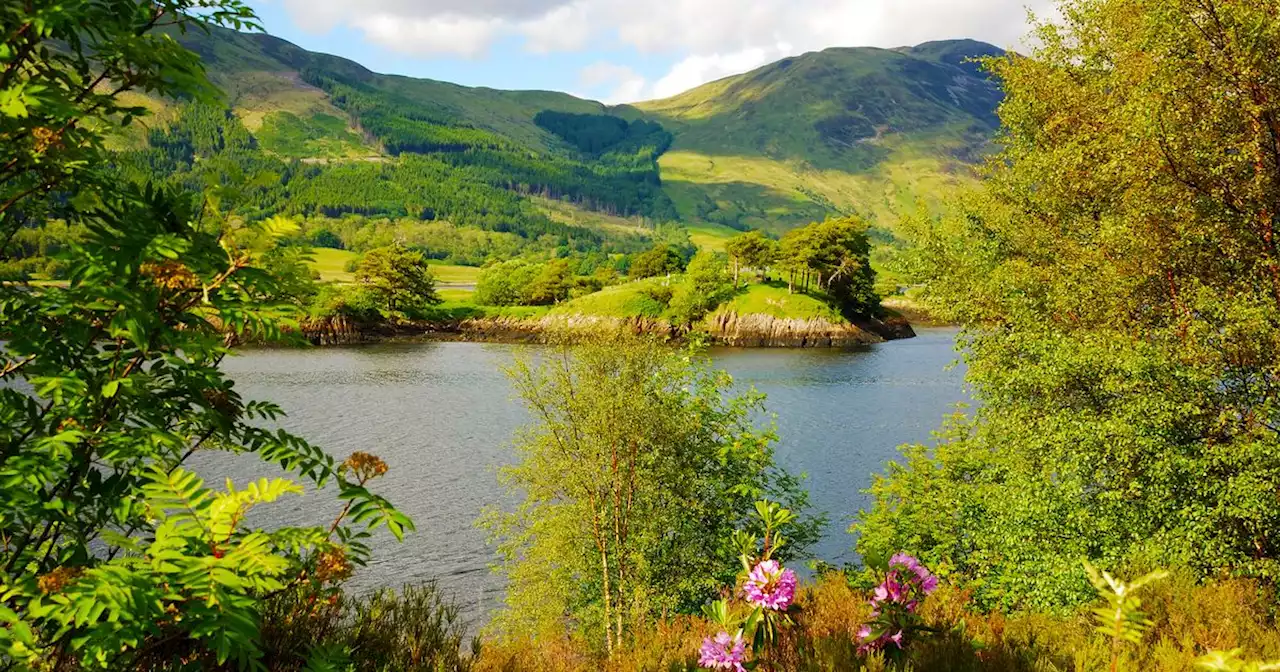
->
left=531, top=196, right=653, bottom=239
left=308, top=249, right=480, bottom=285
left=436, top=288, right=474, bottom=302
left=549, top=278, right=670, bottom=319
left=427, top=261, right=481, bottom=285
left=544, top=278, right=846, bottom=324
left=419, top=300, right=550, bottom=321
left=310, top=248, right=359, bottom=283
left=684, top=222, right=740, bottom=251
left=717, top=282, right=845, bottom=322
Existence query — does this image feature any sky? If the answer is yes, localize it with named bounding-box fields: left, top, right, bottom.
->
left=245, top=0, right=1056, bottom=104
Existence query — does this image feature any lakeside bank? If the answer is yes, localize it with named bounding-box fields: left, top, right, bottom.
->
left=299, top=310, right=916, bottom=348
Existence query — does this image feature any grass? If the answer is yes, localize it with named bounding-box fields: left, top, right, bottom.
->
left=428, top=261, right=481, bottom=285
left=436, top=288, right=475, bottom=302
left=307, top=249, right=480, bottom=285
left=685, top=222, right=740, bottom=251
left=549, top=278, right=670, bottom=319
left=474, top=569, right=1280, bottom=672
left=718, top=282, right=845, bottom=322
left=531, top=196, right=654, bottom=239
left=658, top=140, right=979, bottom=235
left=310, top=248, right=359, bottom=283
left=542, top=277, right=846, bottom=325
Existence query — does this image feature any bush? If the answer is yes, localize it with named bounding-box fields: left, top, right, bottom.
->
left=261, top=582, right=476, bottom=672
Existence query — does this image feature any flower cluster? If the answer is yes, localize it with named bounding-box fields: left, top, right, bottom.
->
left=37, top=566, right=83, bottom=594
left=743, top=559, right=798, bottom=611
left=340, top=451, right=389, bottom=483
left=699, top=630, right=748, bottom=671
left=857, top=553, right=938, bottom=655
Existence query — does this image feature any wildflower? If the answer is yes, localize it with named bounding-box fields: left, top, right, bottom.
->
left=314, top=547, right=353, bottom=583
left=742, top=559, right=798, bottom=611
left=889, top=553, right=938, bottom=595
left=699, top=630, right=747, bottom=671
left=38, top=566, right=83, bottom=594
left=340, top=451, right=389, bottom=483
left=856, top=627, right=906, bottom=655
left=140, top=261, right=199, bottom=291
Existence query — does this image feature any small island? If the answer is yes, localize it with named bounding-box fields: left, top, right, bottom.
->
left=298, top=218, right=914, bottom=347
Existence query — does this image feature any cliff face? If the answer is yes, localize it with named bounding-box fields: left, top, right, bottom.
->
left=300, top=312, right=915, bottom=347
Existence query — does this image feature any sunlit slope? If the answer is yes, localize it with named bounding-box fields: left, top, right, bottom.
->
left=637, top=40, right=1004, bottom=232
left=171, top=27, right=609, bottom=158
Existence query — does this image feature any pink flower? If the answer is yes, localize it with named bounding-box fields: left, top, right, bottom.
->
left=889, top=553, right=939, bottom=596
left=742, top=559, right=798, bottom=611
left=699, top=630, right=747, bottom=671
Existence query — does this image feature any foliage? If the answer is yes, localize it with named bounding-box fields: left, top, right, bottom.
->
left=856, top=0, right=1280, bottom=612
left=473, top=259, right=580, bottom=307
left=353, top=243, right=441, bottom=316
left=474, top=568, right=1280, bottom=672
left=1197, top=650, right=1280, bottom=672
left=667, top=251, right=735, bottom=327
left=629, top=243, right=689, bottom=279
left=0, top=2, right=411, bottom=668
left=1085, top=562, right=1169, bottom=672
left=778, top=217, right=879, bottom=318
left=482, top=336, right=820, bottom=654
left=534, top=111, right=673, bottom=159
left=724, top=231, right=777, bottom=286
left=260, top=582, right=476, bottom=672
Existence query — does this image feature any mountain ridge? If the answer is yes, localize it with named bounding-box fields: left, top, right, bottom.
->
left=132, top=26, right=1004, bottom=240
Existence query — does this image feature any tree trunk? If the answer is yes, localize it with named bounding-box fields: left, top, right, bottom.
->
left=600, top=544, right=613, bottom=654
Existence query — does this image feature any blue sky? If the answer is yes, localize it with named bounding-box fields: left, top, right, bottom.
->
left=245, top=0, right=1051, bottom=104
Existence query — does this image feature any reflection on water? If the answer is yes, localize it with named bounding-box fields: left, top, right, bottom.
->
left=197, top=328, right=967, bottom=625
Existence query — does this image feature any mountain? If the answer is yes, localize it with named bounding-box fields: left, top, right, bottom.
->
left=120, top=27, right=1004, bottom=250
left=636, top=39, right=1005, bottom=234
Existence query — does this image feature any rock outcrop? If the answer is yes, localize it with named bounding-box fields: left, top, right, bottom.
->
left=300, top=311, right=915, bottom=347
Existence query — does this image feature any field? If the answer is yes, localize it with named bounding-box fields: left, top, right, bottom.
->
left=549, top=279, right=671, bottom=319
left=308, top=248, right=482, bottom=285
left=309, top=248, right=359, bottom=283
left=684, top=222, right=740, bottom=251
left=717, top=282, right=845, bottom=321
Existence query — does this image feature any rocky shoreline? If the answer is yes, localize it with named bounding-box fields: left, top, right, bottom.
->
left=299, top=311, right=915, bottom=348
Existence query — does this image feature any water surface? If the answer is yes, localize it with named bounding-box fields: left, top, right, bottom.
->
left=198, top=328, right=967, bottom=623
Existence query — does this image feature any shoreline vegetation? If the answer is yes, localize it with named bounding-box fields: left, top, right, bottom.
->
left=296, top=310, right=916, bottom=347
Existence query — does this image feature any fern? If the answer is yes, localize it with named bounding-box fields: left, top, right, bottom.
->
left=1084, top=561, right=1169, bottom=672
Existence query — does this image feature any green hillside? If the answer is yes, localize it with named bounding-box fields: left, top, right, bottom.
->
left=637, top=40, right=1004, bottom=233
left=107, top=27, right=1003, bottom=267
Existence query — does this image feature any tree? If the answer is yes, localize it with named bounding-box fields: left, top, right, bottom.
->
left=778, top=217, right=878, bottom=316
left=522, top=258, right=571, bottom=305
left=668, top=251, right=735, bottom=326
left=355, top=243, right=441, bottom=315
left=484, top=337, right=819, bottom=653
left=0, top=3, right=411, bottom=667
left=724, top=231, right=777, bottom=286
left=857, top=0, right=1280, bottom=612
left=629, top=243, right=686, bottom=279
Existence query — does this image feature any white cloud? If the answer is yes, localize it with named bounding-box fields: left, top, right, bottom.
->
left=519, top=3, right=593, bottom=53
left=650, top=45, right=789, bottom=99
left=352, top=13, right=504, bottom=57
left=576, top=62, right=647, bottom=104
left=273, top=0, right=1057, bottom=91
